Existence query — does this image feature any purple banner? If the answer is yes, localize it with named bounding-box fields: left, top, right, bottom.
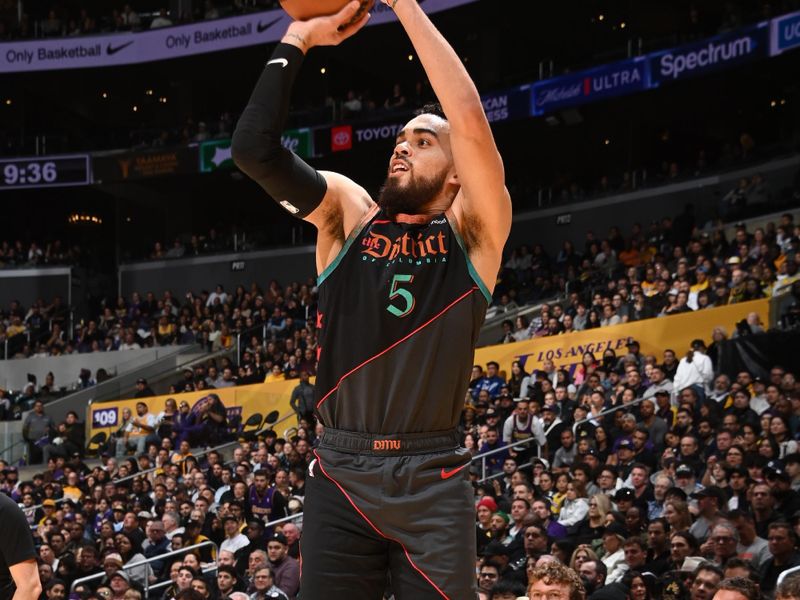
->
left=0, top=0, right=477, bottom=73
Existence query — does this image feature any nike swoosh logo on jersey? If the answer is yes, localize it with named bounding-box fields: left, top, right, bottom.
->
left=267, top=58, right=288, bottom=68
left=440, top=464, right=469, bottom=480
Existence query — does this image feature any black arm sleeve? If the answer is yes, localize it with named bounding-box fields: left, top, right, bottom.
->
left=231, top=43, right=327, bottom=219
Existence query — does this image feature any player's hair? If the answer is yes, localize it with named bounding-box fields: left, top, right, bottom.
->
left=718, top=577, right=760, bottom=600
left=528, top=562, right=586, bottom=600
left=414, top=102, right=447, bottom=120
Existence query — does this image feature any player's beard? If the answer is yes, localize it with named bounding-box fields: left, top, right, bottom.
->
left=377, top=168, right=448, bottom=218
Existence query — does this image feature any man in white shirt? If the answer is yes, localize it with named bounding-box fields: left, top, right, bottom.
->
left=116, top=402, right=156, bottom=457
left=206, top=284, right=228, bottom=307
left=219, top=515, right=250, bottom=554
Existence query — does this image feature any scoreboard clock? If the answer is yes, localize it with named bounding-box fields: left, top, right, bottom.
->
left=0, top=155, right=92, bottom=189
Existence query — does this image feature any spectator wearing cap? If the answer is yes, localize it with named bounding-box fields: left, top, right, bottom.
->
left=108, top=569, right=131, bottom=600
left=133, top=378, right=155, bottom=398
left=142, top=520, right=169, bottom=579
left=266, top=532, right=298, bottom=599
left=689, top=487, right=725, bottom=543
left=541, top=404, right=566, bottom=461
left=221, top=514, right=250, bottom=555
left=614, top=488, right=636, bottom=516
left=483, top=541, right=526, bottom=587
left=184, top=514, right=216, bottom=563
left=613, top=439, right=637, bottom=481
left=476, top=496, right=497, bottom=555
left=765, top=460, right=800, bottom=517
left=238, top=520, right=268, bottom=570
left=602, top=522, right=629, bottom=583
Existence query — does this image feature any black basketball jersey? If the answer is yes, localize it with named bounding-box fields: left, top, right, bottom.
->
left=314, top=205, right=490, bottom=434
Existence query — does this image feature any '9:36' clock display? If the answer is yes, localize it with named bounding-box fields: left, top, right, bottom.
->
left=0, top=155, right=92, bottom=189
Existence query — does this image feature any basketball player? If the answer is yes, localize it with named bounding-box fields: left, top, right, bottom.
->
left=231, top=1, right=510, bottom=598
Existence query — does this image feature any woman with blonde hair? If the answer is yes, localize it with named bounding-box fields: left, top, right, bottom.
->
left=574, top=493, right=612, bottom=544
left=569, top=544, right=599, bottom=571
left=663, top=498, right=692, bottom=533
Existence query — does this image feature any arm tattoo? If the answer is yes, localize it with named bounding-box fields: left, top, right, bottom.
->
left=284, top=32, right=307, bottom=48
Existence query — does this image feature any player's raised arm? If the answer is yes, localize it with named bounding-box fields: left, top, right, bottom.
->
left=385, top=0, right=511, bottom=258
left=231, top=2, right=373, bottom=259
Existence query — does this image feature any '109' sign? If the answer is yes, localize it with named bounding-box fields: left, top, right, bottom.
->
left=92, top=407, right=118, bottom=427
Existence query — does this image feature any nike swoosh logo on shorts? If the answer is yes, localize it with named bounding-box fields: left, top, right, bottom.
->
left=268, top=58, right=288, bottom=68
left=440, top=464, right=469, bottom=480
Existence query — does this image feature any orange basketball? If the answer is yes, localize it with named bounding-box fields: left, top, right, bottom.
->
left=280, top=0, right=374, bottom=24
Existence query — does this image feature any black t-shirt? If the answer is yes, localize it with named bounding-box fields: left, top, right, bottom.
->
left=0, top=493, right=37, bottom=600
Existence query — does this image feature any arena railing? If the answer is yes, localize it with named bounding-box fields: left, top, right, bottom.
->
left=68, top=515, right=306, bottom=597
left=779, top=565, right=800, bottom=586
left=473, top=395, right=648, bottom=482
left=69, top=540, right=219, bottom=596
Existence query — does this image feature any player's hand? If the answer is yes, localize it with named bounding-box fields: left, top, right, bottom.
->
left=285, top=1, right=371, bottom=50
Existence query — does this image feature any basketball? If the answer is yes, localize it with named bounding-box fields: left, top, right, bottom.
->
left=280, top=0, right=374, bottom=24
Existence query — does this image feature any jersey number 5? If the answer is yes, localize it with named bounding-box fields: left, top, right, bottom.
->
left=387, top=274, right=415, bottom=318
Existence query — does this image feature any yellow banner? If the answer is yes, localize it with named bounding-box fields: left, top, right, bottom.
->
left=87, top=380, right=299, bottom=442
left=474, top=298, right=770, bottom=377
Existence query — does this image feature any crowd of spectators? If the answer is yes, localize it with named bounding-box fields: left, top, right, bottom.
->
left=0, top=1, right=282, bottom=40
left=1, top=310, right=800, bottom=599
left=0, top=278, right=319, bottom=420
left=0, top=239, right=81, bottom=269
left=456, top=311, right=800, bottom=600
left=493, top=211, right=800, bottom=331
